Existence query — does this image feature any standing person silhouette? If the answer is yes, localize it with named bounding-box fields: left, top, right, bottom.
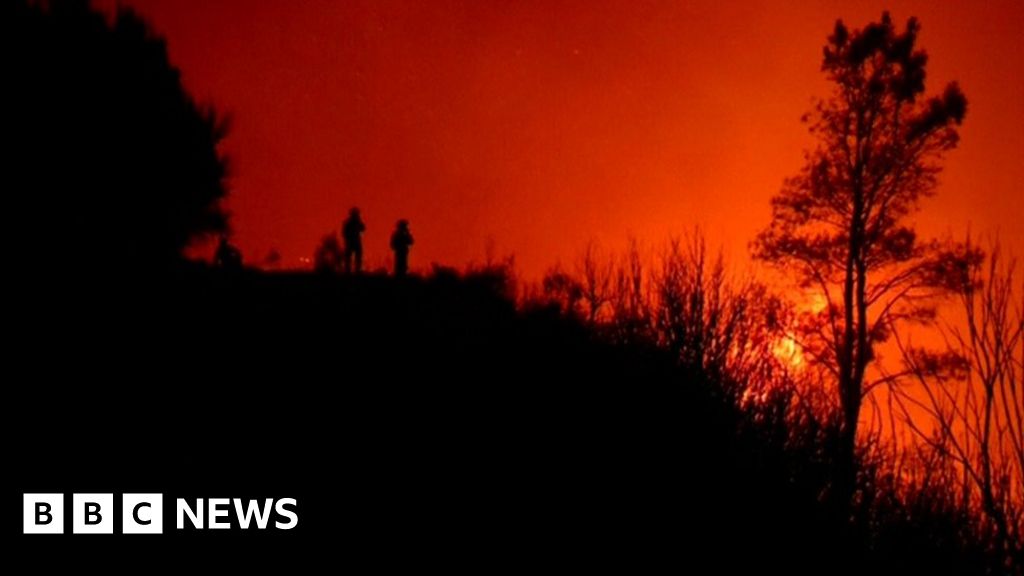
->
left=390, top=219, right=414, bottom=277
left=341, top=207, right=365, bottom=274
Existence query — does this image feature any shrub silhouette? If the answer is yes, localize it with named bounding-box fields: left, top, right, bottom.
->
left=3, top=0, right=229, bottom=277
left=530, top=232, right=1020, bottom=572
left=313, top=232, right=344, bottom=274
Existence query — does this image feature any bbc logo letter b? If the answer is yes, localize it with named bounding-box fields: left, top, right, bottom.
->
left=24, top=494, right=63, bottom=534
left=73, top=494, right=113, bottom=534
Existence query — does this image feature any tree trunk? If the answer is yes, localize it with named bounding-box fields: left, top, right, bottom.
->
left=837, top=246, right=858, bottom=510
left=836, top=183, right=867, bottom=510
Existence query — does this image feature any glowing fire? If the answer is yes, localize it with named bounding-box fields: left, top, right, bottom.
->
left=773, top=335, right=805, bottom=368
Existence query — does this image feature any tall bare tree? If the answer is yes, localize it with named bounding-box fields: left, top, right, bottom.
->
left=753, top=13, right=969, bottom=488
left=609, top=237, right=650, bottom=345
left=576, top=241, right=615, bottom=324
left=894, top=241, right=1023, bottom=560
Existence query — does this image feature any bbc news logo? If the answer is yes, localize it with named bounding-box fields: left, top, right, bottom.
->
left=23, top=494, right=298, bottom=534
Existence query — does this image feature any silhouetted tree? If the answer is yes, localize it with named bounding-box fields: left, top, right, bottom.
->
left=608, top=237, right=651, bottom=345
left=894, top=239, right=1024, bottom=561
left=575, top=241, right=614, bottom=324
left=753, top=12, right=970, bottom=493
left=656, top=234, right=786, bottom=392
left=4, top=0, right=229, bottom=276
left=542, top=265, right=584, bottom=318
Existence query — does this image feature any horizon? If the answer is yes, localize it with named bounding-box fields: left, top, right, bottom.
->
left=99, top=0, right=1023, bottom=276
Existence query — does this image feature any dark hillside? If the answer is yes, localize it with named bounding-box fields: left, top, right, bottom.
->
left=10, top=267, right=996, bottom=573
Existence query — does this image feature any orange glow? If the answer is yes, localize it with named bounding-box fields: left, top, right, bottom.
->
left=100, top=0, right=1023, bottom=276
left=773, top=335, right=805, bottom=369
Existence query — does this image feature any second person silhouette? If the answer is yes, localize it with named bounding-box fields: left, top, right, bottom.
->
left=390, top=219, right=414, bottom=277
left=341, top=207, right=365, bottom=274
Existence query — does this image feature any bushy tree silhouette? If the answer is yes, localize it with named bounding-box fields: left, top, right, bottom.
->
left=753, top=12, right=971, bottom=495
left=3, top=0, right=229, bottom=277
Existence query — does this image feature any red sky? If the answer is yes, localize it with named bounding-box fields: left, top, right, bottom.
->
left=103, top=0, right=1023, bottom=276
